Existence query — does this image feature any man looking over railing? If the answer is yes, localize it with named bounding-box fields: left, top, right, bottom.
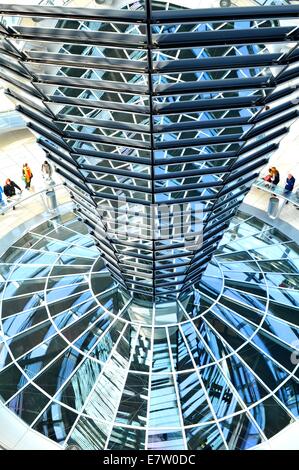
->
left=3, top=178, right=22, bottom=210
left=284, top=173, right=296, bottom=194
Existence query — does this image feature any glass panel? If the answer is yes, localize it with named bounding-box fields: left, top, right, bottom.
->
left=186, top=424, right=225, bottom=450
left=148, top=430, right=185, bottom=450
left=178, top=371, right=214, bottom=426
left=35, top=348, right=84, bottom=396
left=83, top=364, right=128, bottom=423
left=249, top=397, right=293, bottom=439
left=2, top=307, right=48, bottom=337
left=107, top=426, right=145, bottom=451
left=152, top=330, right=172, bottom=373
left=17, top=335, right=68, bottom=380
left=200, top=364, right=243, bottom=419
left=66, top=416, right=110, bottom=450
left=8, top=320, right=57, bottom=359
left=0, top=363, right=28, bottom=402
left=181, top=321, right=216, bottom=368
left=275, top=377, right=299, bottom=418
left=219, top=355, right=268, bottom=407
left=116, top=372, right=148, bottom=427
left=33, top=401, right=78, bottom=444
left=219, top=413, right=263, bottom=450
left=148, top=374, right=180, bottom=428
left=3, top=279, right=46, bottom=299
left=55, top=358, right=102, bottom=412
left=7, top=384, right=49, bottom=425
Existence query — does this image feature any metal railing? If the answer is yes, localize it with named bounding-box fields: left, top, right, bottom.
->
left=254, top=177, right=299, bottom=207
left=38, top=0, right=72, bottom=5
left=0, top=183, right=69, bottom=216
left=223, top=0, right=293, bottom=6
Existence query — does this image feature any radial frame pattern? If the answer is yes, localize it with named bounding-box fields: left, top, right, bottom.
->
left=0, top=209, right=298, bottom=450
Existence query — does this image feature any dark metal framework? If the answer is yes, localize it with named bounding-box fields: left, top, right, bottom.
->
left=0, top=2, right=299, bottom=300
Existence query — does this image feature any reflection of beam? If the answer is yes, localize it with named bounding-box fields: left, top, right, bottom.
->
left=0, top=110, right=25, bottom=133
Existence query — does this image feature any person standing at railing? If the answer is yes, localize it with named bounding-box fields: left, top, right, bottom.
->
left=263, top=168, right=273, bottom=187
left=3, top=178, right=22, bottom=210
left=41, top=160, right=53, bottom=182
left=270, top=167, right=280, bottom=186
left=283, top=173, right=296, bottom=206
left=22, top=163, right=33, bottom=190
left=284, top=173, right=296, bottom=194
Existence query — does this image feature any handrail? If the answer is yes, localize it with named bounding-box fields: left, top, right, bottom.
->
left=39, top=0, right=72, bottom=4
left=0, top=182, right=66, bottom=216
left=253, top=177, right=299, bottom=207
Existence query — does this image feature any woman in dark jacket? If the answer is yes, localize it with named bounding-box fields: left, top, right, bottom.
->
left=4, top=179, right=22, bottom=210
left=271, top=167, right=280, bottom=186
left=4, top=179, right=22, bottom=198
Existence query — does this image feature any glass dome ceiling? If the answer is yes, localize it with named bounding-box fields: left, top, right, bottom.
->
left=0, top=210, right=298, bottom=450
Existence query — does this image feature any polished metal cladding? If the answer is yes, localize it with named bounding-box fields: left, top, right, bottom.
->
left=0, top=2, right=299, bottom=300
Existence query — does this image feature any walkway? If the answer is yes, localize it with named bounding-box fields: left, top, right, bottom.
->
left=0, top=129, right=71, bottom=240
left=244, top=117, right=299, bottom=231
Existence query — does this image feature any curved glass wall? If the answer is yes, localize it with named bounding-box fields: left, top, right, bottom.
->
left=0, top=210, right=298, bottom=450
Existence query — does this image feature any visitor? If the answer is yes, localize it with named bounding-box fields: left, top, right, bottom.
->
left=263, top=168, right=273, bottom=183
left=22, top=163, right=33, bottom=190
left=41, top=160, right=53, bottom=181
left=284, top=173, right=296, bottom=193
left=271, top=167, right=280, bottom=186
left=3, top=178, right=22, bottom=210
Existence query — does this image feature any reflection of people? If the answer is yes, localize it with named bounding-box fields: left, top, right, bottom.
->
left=4, top=178, right=22, bottom=210
left=22, top=163, right=33, bottom=190
left=41, top=160, right=53, bottom=181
